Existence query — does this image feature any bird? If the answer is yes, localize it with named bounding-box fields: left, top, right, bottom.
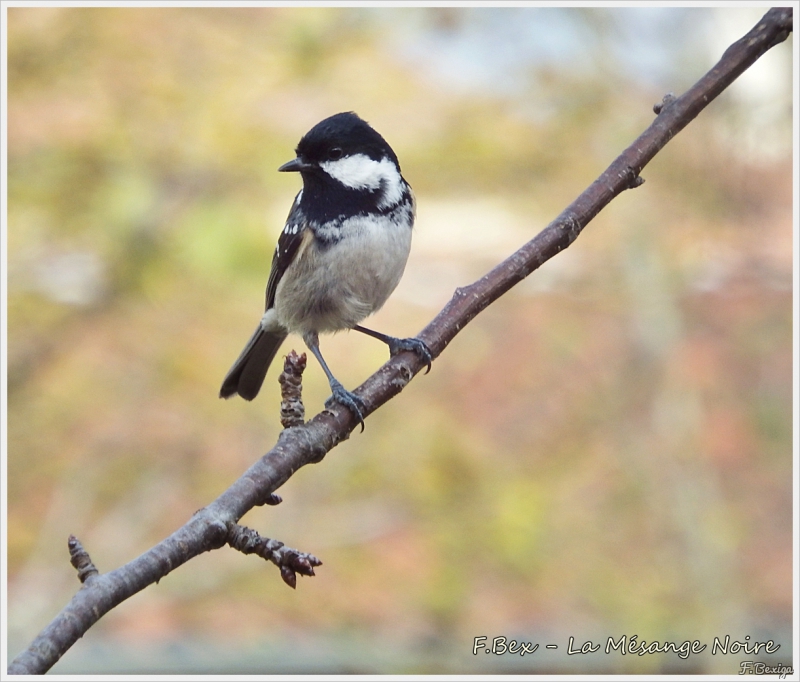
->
left=219, top=112, right=431, bottom=429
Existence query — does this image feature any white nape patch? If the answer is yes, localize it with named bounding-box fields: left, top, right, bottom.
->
left=320, top=154, right=403, bottom=209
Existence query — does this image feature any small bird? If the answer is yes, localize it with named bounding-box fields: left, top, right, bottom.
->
left=220, top=112, right=431, bottom=428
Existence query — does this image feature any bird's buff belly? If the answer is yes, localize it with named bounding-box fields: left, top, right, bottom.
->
left=273, top=223, right=412, bottom=334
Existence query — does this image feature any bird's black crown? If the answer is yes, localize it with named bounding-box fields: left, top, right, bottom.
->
left=295, top=112, right=400, bottom=169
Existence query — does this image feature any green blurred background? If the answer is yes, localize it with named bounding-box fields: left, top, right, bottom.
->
left=5, top=6, right=794, bottom=674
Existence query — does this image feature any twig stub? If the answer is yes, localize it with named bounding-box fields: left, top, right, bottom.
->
left=226, top=523, right=322, bottom=589
left=279, top=350, right=307, bottom=429
left=68, top=535, right=99, bottom=584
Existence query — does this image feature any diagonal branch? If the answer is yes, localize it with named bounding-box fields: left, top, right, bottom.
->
left=8, top=7, right=792, bottom=675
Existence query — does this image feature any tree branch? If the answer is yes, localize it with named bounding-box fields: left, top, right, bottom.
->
left=8, top=7, right=792, bottom=675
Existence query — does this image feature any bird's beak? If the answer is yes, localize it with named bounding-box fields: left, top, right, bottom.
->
left=278, top=157, right=315, bottom=173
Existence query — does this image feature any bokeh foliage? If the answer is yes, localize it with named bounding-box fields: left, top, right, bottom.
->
left=6, top=7, right=793, bottom=674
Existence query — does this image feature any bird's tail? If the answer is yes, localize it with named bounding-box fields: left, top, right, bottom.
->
left=219, top=326, right=288, bottom=401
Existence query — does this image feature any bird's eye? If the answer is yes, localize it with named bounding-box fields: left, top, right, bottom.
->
left=329, top=147, right=343, bottom=160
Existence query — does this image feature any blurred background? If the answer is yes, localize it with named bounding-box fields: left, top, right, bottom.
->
left=5, top=6, right=794, bottom=675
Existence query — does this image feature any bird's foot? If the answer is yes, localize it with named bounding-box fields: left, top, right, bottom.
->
left=386, top=336, right=433, bottom=374
left=325, top=379, right=366, bottom=432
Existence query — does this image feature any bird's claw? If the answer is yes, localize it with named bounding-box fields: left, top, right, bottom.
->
left=325, top=380, right=366, bottom=432
left=387, top=336, right=433, bottom=375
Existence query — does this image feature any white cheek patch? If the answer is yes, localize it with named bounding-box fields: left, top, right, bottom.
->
left=320, top=154, right=404, bottom=209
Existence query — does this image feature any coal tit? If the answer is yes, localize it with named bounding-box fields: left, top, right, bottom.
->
left=220, top=112, right=431, bottom=427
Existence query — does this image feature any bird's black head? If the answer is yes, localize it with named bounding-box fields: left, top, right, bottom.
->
left=278, top=112, right=408, bottom=221
left=293, top=112, right=400, bottom=169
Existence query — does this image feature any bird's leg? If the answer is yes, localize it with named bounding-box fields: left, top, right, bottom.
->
left=303, top=331, right=366, bottom=431
left=352, top=325, right=432, bottom=374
